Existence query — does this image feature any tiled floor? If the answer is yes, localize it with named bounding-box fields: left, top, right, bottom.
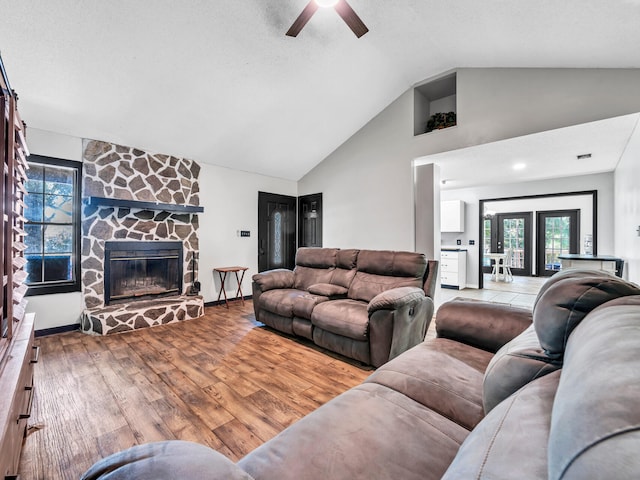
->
left=435, top=274, right=547, bottom=311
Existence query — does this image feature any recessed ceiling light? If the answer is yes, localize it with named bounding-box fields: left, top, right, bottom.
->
left=577, top=153, right=592, bottom=160
left=513, top=163, right=526, bottom=170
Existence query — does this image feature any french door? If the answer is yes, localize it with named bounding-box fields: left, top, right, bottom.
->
left=536, top=210, right=579, bottom=277
left=484, top=212, right=532, bottom=277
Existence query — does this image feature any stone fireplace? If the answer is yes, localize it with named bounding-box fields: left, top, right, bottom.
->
left=80, top=140, right=204, bottom=335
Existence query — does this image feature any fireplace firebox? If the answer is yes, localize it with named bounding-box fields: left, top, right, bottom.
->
left=104, top=241, right=183, bottom=305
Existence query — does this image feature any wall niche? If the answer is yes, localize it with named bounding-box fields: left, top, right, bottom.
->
left=413, top=72, right=457, bottom=136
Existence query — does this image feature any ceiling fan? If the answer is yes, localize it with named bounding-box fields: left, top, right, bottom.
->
left=286, top=0, right=369, bottom=38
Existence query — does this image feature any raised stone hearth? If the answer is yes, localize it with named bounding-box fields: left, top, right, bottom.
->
left=81, top=139, right=204, bottom=334
left=81, top=295, right=204, bottom=335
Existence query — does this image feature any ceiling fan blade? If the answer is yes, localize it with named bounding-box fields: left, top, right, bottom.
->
left=286, top=1, right=319, bottom=37
left=334, top=0, right=369, bottom=38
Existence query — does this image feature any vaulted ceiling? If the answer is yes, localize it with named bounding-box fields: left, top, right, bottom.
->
left=2, top=1, right=640, bottom=181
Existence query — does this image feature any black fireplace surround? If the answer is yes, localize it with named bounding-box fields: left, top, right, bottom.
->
left=104, top=241, right=183, bottom=305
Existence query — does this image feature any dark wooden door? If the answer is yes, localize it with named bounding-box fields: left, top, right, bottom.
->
left=298, top=193, right=322, bottom=247
left=258, top=192, right=296, bottom=272
left=536, top=209, right=579, bottom=276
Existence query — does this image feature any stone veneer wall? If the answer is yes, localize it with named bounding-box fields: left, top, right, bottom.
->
left=82, top=139, right=201, bottom=310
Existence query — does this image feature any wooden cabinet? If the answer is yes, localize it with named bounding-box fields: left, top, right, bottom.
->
left=441, top=200, right=465, bottom=232
left=1, top=52, right=33, bottom=479
left=440, top=250, right=467, bottom=289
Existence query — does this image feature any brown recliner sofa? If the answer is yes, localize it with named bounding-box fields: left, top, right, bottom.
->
left=82, top=269, right=640, bottom=479
left=252, top=247, right=439, bottom=367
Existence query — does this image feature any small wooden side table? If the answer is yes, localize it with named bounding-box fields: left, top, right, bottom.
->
left=213, top=266, right=248, bottom=308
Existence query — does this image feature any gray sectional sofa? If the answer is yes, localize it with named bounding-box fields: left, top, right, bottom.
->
left=82, top=268, right=640, bottom=479
left=252, top=247, right=439, bottom=367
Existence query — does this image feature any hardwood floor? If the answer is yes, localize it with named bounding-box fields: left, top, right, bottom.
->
left=19, top=301, right=371, bottom=480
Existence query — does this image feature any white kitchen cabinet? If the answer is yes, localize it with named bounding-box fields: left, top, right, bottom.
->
left=440, top=250, right=467, bottom=289
left=441, top=200, right=465, bottom=232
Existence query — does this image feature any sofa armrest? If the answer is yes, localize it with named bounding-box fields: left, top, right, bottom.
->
left=436, top=298, right=532, bottom=353
left=368, top=287, right=434, bottom=367
left=252, top=269, right=295, bottom=292
left=368, top=286, right=426, bottom=313
left=81, top=441, right=254, bottom=480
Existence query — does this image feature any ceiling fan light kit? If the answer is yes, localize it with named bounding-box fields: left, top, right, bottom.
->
left=286, top=0, right=369, bottom=38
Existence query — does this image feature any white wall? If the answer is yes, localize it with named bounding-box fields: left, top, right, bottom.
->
left=614, top=120, right=640, bottom=284
left=440, top=172, right=613, bottom=287
left=299, top=68, right=640, bottom=252
left=25, top=129, right=297, bottom=331
left=25, top=128, right=85, bottom=331
left=197, top=163, right=297, bottom=304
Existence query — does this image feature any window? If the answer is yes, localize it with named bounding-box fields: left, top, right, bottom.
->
left=24, top=155, right=81, bottom=295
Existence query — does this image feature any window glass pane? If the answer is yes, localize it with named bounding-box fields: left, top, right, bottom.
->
left=44, top=225, right=73, bottom=254
left=25, top=224, right=43, bottom=254
left=43, top=255, right=73, bottom=282
left=26, top=164, right=44, bottom=193
left=25, top=192, right=44, bottom=222
left=25, top=255, right=43, bottom=284
left=273, top=211, right=282, bottom=265
left=44, top=166, right=75, bottom=196
left=44, top=194, right=73, bottom=223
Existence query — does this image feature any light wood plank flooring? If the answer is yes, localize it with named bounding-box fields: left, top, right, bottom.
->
left=19, top=301, right=371, bottom=480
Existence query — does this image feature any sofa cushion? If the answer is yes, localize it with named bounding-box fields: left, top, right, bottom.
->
left=366, top=338, right=493, bottom=430
left=307, top=283, right=348, bottom=298
left=348, top=250, right=426, bottom=302
left=483, top=324, right=561, bottom=414
left=357, top=250, right=427, bottom=277
left=291, top=293, right=329, bottom=320
left=336, top=248, right=359, bottom=269
left=239, top=382, right=469, bottom=480
left=311, top=299, right=369, bottom=339
left=293, top=266, right=335, bottom=291
left=533, top=272, right=640, bottom=358
left=81, top=440, right=253, bottom=480
left=532, top=268, right=603, bottom=310
left=259, top=289, right=307, bottom=318
left=328, top=249, right=359, bottom=288
left=548, top=296, right=640, bottom=479
left=295, top=247, right=339, bottom=268
left=292, top=248, right=339, bottom=290
left=442, top=370, right=560, bottom=480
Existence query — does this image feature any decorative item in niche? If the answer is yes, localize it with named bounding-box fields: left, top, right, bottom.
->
left=425, top=112, right=457, bottom=133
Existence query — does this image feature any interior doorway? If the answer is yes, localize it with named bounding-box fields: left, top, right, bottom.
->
left=258, top=192, right=297, bottom=272
left=478, top=190, right=597, bottom=289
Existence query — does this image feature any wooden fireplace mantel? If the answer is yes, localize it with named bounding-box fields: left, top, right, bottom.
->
left=86, top=196, right=204, bottom=213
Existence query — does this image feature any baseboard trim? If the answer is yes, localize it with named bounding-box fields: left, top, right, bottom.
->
left=204, top=295, right=252, bottom=308
left=35, top=324, right=80, bottom=337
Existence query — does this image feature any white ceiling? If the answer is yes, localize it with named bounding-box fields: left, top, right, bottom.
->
left=2, top=1, right=640, bottom=181
left=417, top=112, right=640, bottom=190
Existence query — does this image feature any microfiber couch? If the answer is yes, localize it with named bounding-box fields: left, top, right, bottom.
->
left=82, top=268, right=640, bottom=479
left=251, top=247, right=438, bottom=367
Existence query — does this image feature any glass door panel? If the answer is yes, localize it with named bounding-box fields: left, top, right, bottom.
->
left=537, top=210, right=579, bottom=277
